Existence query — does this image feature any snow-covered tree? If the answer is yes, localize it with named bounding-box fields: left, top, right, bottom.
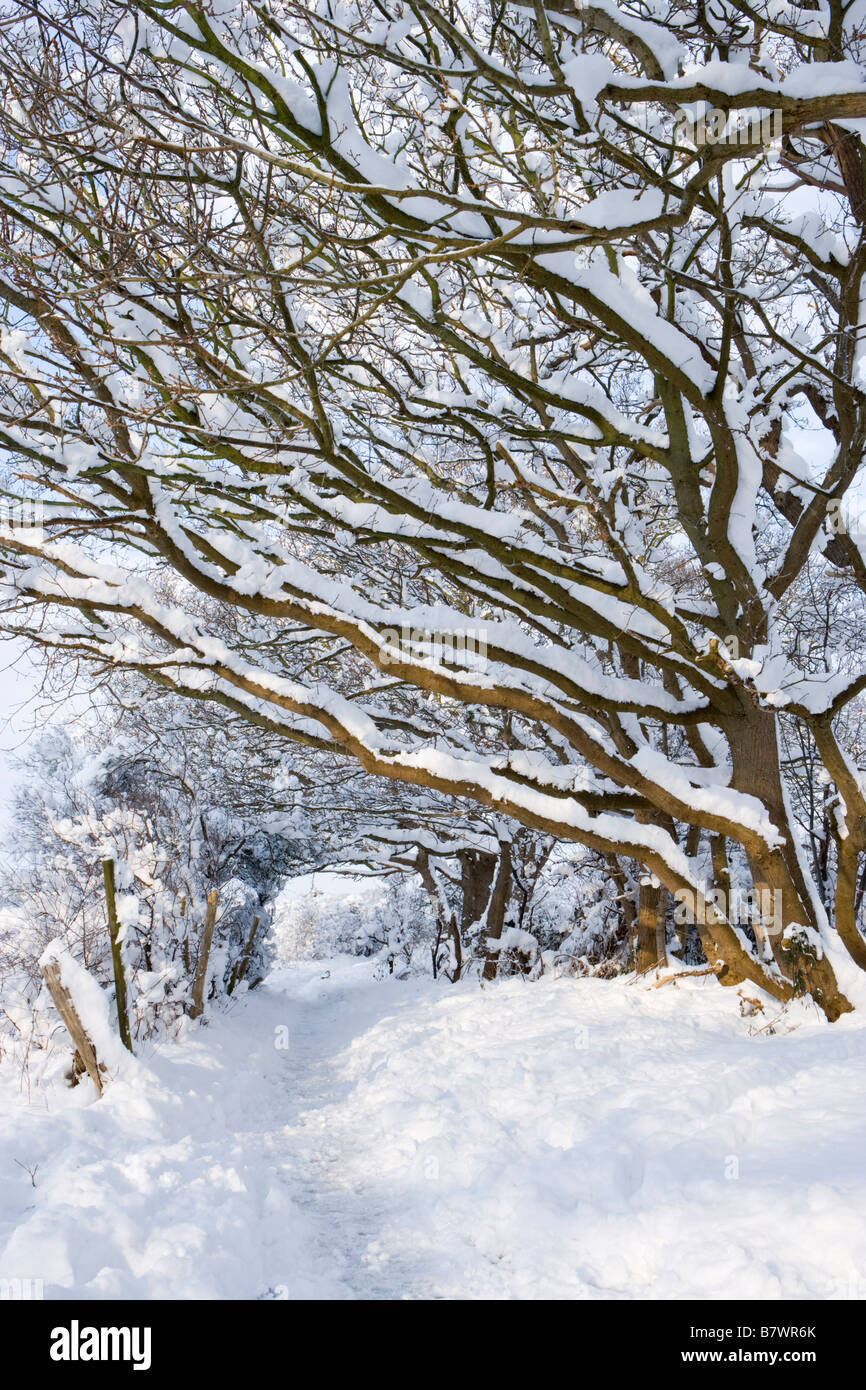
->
left=2, top=1, right=866, bottom=1015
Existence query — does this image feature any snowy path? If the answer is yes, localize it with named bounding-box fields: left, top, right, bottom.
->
left=2, top=959, right=866, bottom=1299
left=257, top=962, right=440, bottom=1299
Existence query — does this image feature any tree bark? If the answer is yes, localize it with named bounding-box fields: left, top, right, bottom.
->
left=834, top=836, right=866, bottom=972
left=459, top=849, right=497, bottom=940
left=725, top=706, right=852, bottom=1019
left=634, top=880, right=667, bottom=974
left=227, top=915, right=262, bottom=995
left=481, top=840, right=513, bottom=981
left=190, top=889, right=220, bottom=1019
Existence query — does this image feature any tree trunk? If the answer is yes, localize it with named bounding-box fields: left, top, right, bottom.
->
left=227, top=915, right=262, bottom=995
left=725, top=706, right=852, bottom=1019
left=834, top=836, right=866, bottom=972
left=190, top=889, right=220, bottom=1019
left=481, top=840, right=513, bottom=981
left=634, top=880, right=667, bottom=974
left=459, top=849, right=497, bottom=939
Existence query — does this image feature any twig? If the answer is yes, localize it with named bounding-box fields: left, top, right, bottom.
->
left=650, top=964, right=723, bottom=989
left=14, top=1159, right=38, bottom=1187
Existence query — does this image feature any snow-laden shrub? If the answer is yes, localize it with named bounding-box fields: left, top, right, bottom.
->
left=273, top=873, right=436, bottom=975
left=526, top=851, right=633, bottom=976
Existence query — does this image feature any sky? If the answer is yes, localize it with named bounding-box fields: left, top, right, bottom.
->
left=0, top=637, right=43, bottom=828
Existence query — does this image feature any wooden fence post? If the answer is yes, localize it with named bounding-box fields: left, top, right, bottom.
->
left=42, top=961, right=104, bottom=1096
left=103, top=858, right=134, bottom=1052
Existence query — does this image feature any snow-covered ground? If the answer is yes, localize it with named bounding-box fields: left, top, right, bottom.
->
left=1, top=959, right=865, bottom=1300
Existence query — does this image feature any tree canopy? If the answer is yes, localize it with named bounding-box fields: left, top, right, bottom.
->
left=2, top=0, right=866, bottom=1015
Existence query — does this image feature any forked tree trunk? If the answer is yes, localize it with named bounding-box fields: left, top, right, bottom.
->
left=415, top=848, right=463, bottom=981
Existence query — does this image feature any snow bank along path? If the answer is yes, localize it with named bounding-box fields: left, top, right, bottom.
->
left=1, top=959, right=865, bottom=1299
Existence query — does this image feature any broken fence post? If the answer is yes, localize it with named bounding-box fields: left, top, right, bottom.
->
left=42, top=960, right=104, bottom=1096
